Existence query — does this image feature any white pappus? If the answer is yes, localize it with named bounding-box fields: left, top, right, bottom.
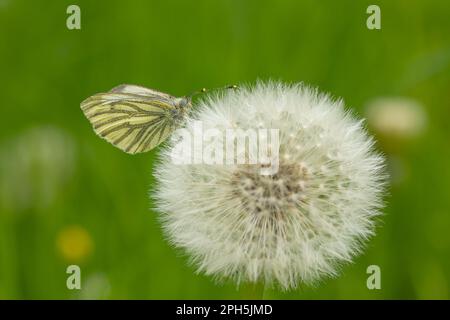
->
left=153, top=81, right=387, bottom=290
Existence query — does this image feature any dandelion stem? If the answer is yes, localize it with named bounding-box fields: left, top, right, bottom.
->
left=242, top=281, right=267, bottom=300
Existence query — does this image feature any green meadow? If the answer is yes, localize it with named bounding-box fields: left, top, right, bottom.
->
left=0, top=0, right=449, bottom=299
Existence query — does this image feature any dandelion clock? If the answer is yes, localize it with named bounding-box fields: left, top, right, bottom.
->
left=154, top=82, right=387, bottom=290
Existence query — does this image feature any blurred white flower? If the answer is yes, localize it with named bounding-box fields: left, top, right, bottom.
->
left=0, top=126, right=75, bottom=212
left=79, top=273, right=111, bottom=300
left=0, top=0, right=10, bottom=9
left=365, top=97, right=427, bottom=140
left=154, top=82, right=386, bottom=290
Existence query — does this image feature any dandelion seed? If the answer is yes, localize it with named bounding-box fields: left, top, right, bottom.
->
left=154, top=82, right=387, bottom=290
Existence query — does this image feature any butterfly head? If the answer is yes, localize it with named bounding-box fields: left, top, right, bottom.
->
left=175, top=97, right=192, bottom=109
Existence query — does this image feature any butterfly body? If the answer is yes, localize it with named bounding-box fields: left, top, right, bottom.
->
left=81, top=84, right=192, bottom=154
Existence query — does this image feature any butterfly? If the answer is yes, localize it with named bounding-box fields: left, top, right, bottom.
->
left=81, top=84, right=216, bottom=154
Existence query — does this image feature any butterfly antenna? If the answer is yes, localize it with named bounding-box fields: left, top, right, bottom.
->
left=188, top=84, right=238, bottom=98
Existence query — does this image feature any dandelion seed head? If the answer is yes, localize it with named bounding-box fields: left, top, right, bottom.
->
left=154, top=82, right=386, bottom=290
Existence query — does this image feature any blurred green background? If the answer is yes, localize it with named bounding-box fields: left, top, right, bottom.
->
left=1, top=0, right=449, bottom=299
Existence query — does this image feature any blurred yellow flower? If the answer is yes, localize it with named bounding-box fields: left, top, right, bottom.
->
left=56, top=225, right=93, bottom=263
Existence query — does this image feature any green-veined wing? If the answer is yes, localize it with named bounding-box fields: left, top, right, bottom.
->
left=81, top=85, right=179, bottom=154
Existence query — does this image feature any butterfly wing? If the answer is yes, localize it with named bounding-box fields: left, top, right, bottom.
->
left=109, top=84, right=175, bottom=101
left=81, top=89, right=177, bottom=154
